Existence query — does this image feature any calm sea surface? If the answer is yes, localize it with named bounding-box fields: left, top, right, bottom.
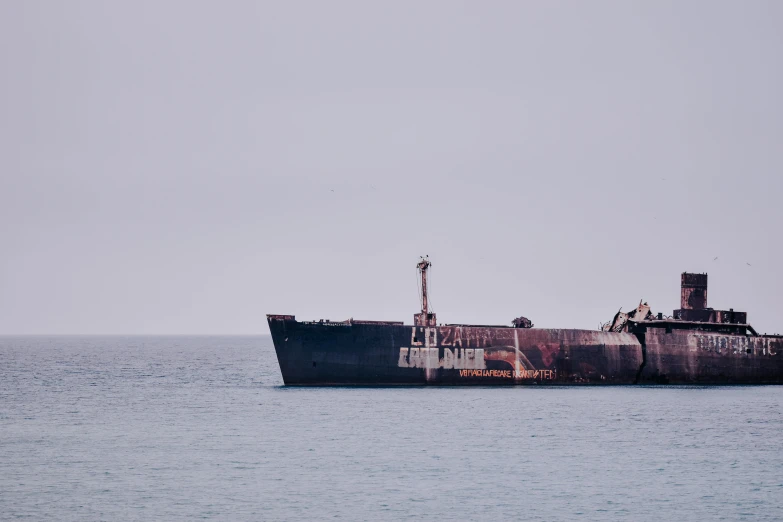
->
left=1, top=336, right=782, bottom=521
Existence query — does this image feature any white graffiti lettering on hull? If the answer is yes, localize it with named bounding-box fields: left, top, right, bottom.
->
left=397, top=347, right=486, bottom=370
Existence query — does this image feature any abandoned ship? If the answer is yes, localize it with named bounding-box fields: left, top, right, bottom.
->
left=268, top=257, right=782, bottom=385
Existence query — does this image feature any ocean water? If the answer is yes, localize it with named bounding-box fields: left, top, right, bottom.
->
left=1, top=336, right=781, bottom=521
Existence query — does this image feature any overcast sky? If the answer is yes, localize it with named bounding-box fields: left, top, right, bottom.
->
left=1, top=1, right=781, bottom=335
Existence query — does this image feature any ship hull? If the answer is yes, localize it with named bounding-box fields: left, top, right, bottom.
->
left=268, top=316, right=783, bottom=385
left=639, top=328, right=783, bottom=384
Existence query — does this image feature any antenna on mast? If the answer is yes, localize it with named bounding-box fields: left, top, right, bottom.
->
left=414, top=255, right=437, bottom=326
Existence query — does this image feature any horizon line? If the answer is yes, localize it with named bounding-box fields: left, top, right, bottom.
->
left=0, top=333, right=271, bottom=337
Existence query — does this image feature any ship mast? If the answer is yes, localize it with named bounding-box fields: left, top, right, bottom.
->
left=414, top=256, right=436, bottom=326
left=418, top=256, right=431, bottom=315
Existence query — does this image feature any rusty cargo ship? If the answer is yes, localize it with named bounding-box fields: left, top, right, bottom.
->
left=268, top=257, right=782, bottom=385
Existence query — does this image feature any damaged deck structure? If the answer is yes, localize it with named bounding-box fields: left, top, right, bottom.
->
left=268, top=260, right=783, bottom=385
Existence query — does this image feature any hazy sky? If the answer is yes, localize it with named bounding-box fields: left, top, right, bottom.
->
left=1, top=1, right=781, bottom=334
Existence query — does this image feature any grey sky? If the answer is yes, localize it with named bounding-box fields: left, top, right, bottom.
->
left=1, top=1, right=781, bottom=335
